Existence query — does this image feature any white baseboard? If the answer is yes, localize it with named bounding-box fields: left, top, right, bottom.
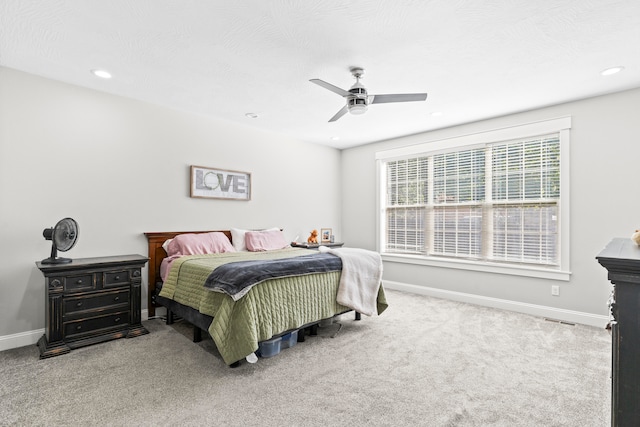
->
left=0, top=328, right=45, bottom=352
left=0, top=309, right=150, bottom=353
left=384, top=281, right=609, bottom=329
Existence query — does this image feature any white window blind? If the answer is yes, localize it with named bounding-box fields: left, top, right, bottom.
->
left=490, top=136, right=560, bottom=264
left=381, top=132, right=562, bottom=268
left=431, top=148, right=485, bottom=258
left=385, top=158, right=428, bottom=253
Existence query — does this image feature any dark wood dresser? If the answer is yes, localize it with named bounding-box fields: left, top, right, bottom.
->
left=596, top=238, right=640, bottom=426
left=36, top=254, right=149, bottom=358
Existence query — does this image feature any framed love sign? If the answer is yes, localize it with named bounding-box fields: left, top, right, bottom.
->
left=190, top=165, right=251, bottom=200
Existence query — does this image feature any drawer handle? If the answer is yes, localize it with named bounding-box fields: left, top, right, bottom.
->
left=76, top=279, right=83, bottom=285
left=114, top=275, right=121, bottom=280
left=76, top=325, right=82, bottom=331
left=76, top=302, right=83, bottom=307
left=133, top=271, right=141, bottom=277
left=114, top=317, right=121, bottom=323
left=114, top=296, right=120, bottom=301
left=51, top=279, right=61, bottom=287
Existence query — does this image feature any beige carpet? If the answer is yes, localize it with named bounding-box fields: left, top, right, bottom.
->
left=0, top=289, right=611, bottom=426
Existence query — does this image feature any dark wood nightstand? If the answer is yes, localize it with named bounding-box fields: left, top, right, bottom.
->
left=36, top=254, right=149, bottom=359
left=291, top=242, right=344, bottom=249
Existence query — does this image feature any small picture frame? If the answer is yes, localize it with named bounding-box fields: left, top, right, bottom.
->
left=321, top=228, right=332, bottom=243
left=190, top=165, right=251, bottom=200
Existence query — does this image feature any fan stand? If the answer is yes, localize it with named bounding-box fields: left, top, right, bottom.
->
left=41, top=243, right=72, bottom=264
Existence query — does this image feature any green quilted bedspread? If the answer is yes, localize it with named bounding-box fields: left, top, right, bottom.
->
left=160, top=248, right=388, bottom=365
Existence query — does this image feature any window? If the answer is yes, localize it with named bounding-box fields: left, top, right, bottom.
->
left=376, top=118, right=570, bottom=280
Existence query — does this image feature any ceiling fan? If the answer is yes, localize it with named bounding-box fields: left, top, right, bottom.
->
left=310, top=67, right=428, bottom=122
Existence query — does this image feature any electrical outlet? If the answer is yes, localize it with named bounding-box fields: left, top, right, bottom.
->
left=551, top=285, right=560, bottom=296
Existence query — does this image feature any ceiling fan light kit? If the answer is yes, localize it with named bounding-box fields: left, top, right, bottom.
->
left=348, top=98, right=368, bottom=115
left=310, top=67, right=428, bottom=122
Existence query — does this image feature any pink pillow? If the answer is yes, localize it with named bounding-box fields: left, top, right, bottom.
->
left=245, top=229, right=288, bottom=251
left=166, top=232, right=235, bottom=256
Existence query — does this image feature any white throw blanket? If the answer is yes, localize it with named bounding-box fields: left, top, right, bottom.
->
left=318, top=246, right=383, bottom=316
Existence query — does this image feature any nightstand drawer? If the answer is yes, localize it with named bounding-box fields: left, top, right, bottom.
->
left=64, top=290, right=130, bottom=315
left=64, top=274, right=95, bottom=292
left=104, top=270, right=130, bottom=288
left=64, top=312, right=129, bottom=339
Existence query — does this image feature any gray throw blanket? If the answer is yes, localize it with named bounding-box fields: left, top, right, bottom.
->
left=204, top=253, right=342, bottom=300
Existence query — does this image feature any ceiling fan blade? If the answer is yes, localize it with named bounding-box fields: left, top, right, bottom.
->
left=370, top=93, right=428, bottom=104
left=328, top=105, right=349, bottom=122
left=310, top=79, right=352, bottom=97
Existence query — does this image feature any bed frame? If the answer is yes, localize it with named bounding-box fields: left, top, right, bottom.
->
left=143, top=230, right=360, bottom=365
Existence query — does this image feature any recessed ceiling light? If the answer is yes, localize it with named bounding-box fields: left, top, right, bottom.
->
left=330, top=136, right=340, bottom=141
left=245, top=113, right=258, bottom=119
left=430, top=111, right=443, bottom=117
left=601, top=66, right=624, bottom=76
left=91, top=69, right=112, bottom=79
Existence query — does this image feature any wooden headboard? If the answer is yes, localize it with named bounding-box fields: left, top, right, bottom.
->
left=143, top=230, right=233, bottom=317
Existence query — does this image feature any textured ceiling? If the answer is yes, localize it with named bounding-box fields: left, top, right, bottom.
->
left=1, top=0, right=639, bottom=149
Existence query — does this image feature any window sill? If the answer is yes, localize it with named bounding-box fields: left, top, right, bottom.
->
left=381, top=253, right=571, bottom=281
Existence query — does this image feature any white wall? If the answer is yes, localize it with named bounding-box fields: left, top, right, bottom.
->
left=0, top=67, right=342, bottom=341
left=342, top=87, right=640, bottom=325
left=3, top=64, right=637, bottom=348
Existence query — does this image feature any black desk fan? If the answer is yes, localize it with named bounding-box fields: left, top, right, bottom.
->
left=41, top=217, right=79, bottom=264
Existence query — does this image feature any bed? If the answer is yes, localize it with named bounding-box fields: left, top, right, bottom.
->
left=144, top=229, right=387, bottom=366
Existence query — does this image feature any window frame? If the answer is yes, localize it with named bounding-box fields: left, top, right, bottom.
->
left=375, top=117, right=571, bottom=281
